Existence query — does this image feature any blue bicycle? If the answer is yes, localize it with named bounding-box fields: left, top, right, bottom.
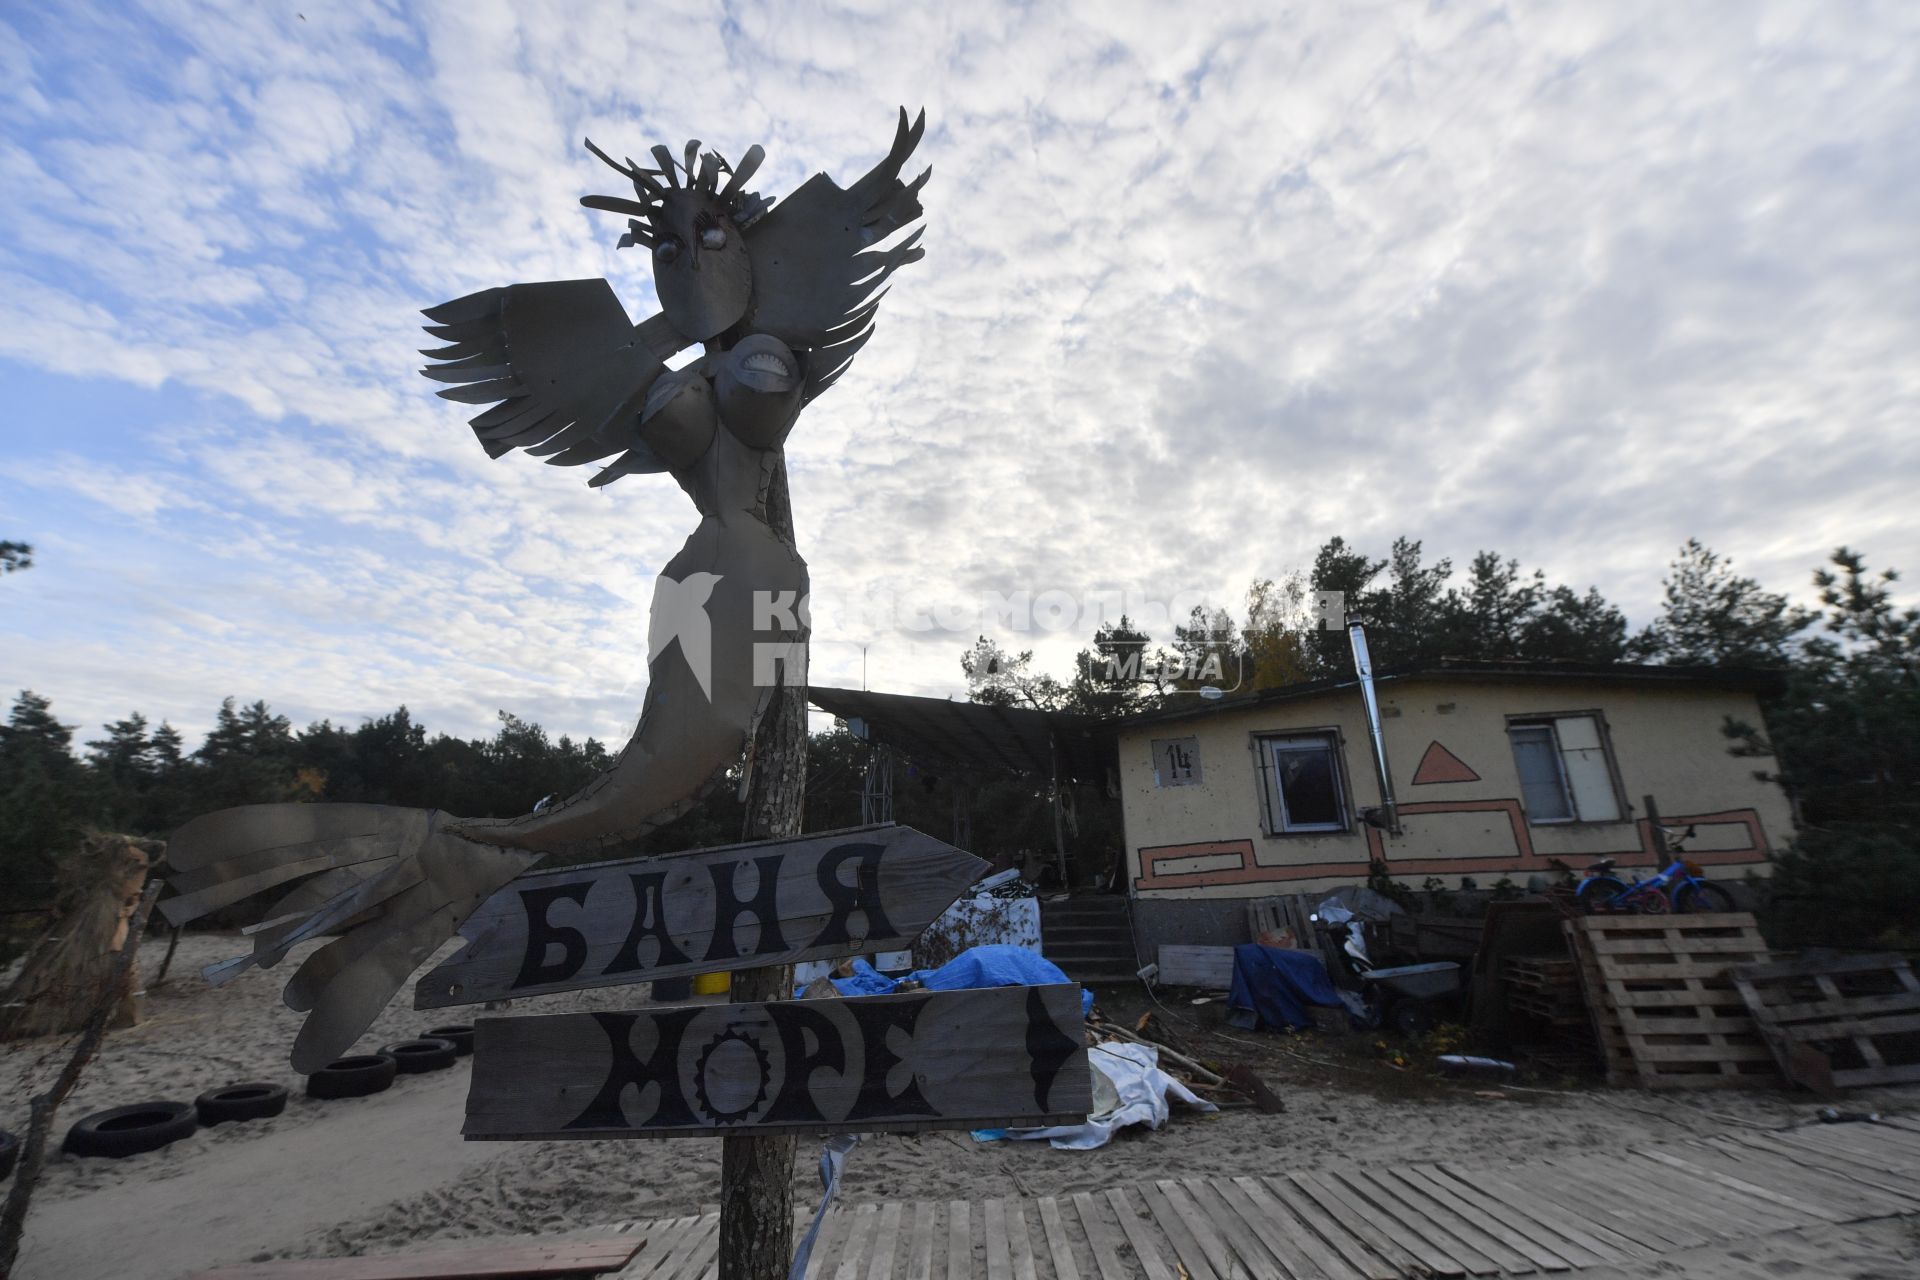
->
left=1576, top=826, right=1736, bottom=915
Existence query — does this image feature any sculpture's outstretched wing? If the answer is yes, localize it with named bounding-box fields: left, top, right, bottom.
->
left=164, top=804, right=536, bottom=1073
left=743, top=107, right=930, bottom=400
left=420, top=280, right=686, bottom=481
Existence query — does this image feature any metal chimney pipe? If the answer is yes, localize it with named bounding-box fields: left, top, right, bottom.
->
left=1347, top=620, right=1401, bottom=836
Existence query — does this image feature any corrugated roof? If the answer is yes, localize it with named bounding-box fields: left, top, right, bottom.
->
left=807, top=687, right=1115, bottom=786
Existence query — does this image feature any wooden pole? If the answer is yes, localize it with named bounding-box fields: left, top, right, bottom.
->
left=719, top=457, right=807, bottom=1280
left=0, top=875, right=163, bottom=1278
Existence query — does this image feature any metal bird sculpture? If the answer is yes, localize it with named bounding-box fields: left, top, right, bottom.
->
left=162, top=111, right=930, bottom=1072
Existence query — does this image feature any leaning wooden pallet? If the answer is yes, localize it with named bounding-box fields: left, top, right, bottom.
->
left=1561, top=921, right=1637, bottom=1085
left=1564, top=913, right=1776, bottom=1089
left=1729, top=951, right=1920, bottom=1092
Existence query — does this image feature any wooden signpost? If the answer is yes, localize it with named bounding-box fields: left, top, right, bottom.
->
left=463, top=984, right=1092, bottom=1140
left=414, top=824, right=986, bottom=1009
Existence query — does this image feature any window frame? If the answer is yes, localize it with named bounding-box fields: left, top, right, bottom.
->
left=1250, top=727, right=1354, bottom=836
left=1504, top=709, right=1629, bottom=826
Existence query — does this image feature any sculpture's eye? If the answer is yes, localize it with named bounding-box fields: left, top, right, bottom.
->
left=655, top=237, right=682, bottom=263
left=700, top=226, right=727, bottom=250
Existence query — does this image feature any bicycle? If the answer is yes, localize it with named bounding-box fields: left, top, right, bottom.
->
left=1575, top=825, right=1736, bottom=915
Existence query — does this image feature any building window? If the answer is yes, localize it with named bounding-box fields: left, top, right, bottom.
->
left=1508, top=714, right=1622, bottom=823
left=1256, top=733, right=1349, bottom=833
left=1150, top=736, right=1202, bottom=787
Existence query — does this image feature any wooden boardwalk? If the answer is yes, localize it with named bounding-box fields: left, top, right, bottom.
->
left=608, top=1116, right=1920, bottom=1278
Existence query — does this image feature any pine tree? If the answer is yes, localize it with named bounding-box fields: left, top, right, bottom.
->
left=1632, top=539, right=1814, bottom=667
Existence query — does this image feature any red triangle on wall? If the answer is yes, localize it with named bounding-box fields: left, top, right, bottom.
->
left=1412, top=740, right=1481, bottom=785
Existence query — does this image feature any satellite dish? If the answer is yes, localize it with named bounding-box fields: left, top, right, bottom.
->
left=1199, top=686, right=1225, bottom=700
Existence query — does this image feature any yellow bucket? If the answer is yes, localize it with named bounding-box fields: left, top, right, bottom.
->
left=693, top=971, right=731, bottom=996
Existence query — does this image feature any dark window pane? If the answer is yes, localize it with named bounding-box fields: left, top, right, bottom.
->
left=1276, top=743, right=1341, bottom=827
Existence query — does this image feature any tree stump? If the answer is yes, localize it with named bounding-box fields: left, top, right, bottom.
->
left=0, top=834, right=158, bottom=1041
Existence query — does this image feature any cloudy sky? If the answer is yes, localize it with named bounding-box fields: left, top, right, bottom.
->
left=3, top=0, right=1917, bottom=750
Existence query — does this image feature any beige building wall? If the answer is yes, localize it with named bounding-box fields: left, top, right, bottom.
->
left=1120, top=677, right=1793, bottom=899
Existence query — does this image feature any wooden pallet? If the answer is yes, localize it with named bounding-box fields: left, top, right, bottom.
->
left=1729, top=951, right=1920, bottom=1093
left=1506, top=990, right=1589, bottom=1027
left=1502, top=956, right=1578, bottom=993
left=1563, top=913, right=1777, bottom=1089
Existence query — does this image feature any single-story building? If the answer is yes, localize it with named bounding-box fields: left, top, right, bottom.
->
left=1114, top=661, right=1792, bottom=953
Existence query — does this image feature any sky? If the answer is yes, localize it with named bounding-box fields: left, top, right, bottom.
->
left=2, top=0, right=1917, bottom=751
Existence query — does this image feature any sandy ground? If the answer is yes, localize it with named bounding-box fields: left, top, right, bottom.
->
left=3, top=932, right=1917, bottom=1279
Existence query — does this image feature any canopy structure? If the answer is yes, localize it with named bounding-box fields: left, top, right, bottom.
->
left=807, top=687, right=1115, bottom=786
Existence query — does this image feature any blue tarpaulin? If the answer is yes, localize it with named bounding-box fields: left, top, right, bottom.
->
left=807, top=945, right=1095, bottom=1015
left=1226, top=943, right=1346, bottom=1031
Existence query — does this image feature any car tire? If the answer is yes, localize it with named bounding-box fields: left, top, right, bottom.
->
left=305, top=1053, right=399, bottom=1099
left=381, top=1038, right=458, bottom=1074
left=194, top=1082, right=290, bottom=1126
left=423, top=1024, right=474, bottom=1056
left=62, top=1101, right=198, bottom=1158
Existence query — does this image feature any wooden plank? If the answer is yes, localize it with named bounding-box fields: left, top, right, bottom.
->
left=907, top=1201, right=938, bottom=1280
left=1259, top=1176, right=1398, bottom=1280
left=1174, top=1178, right=1287, bottom=1280
left=1036, top=1196, right=1081, bottom=1280
left=983, top=1200, right=1013, bottom=1280
left=1731, top=951, right=1914, bottom=982
left=864, top=1201, right=906, bottom=1280
left=1003, top=1201, right=1039, bottom=1280
left=1802, top=1121, right=1920, bottom=1167
left=1289, top=1172, right=1440, bottom=1278
left=1320, top=1170, right=1467, bottom=1277
left=1105, top=1188, right=1176, bottom=1280
left=1137, top=1182, right=1220, bottom=1280
left=1740, top=990, right=1920, bottom=1025
left=1432, top=1165, right=1622, bottom=1267
left=193, top=1238, right=647, bottom=1280
left=947, top=1200, right=973, bottom=1280
left=1590, top=935, right=1776, bottom=955
left=1529, top=1159, right=1713, bottom=1250
left=1155, top=945, right=1237, bottom=989
left=417, top=823, right=986, bottom=1007
left=1596, top=959, right=1759, bottom=982
left=1394, top=1165, right=1572, bottom=1272
left=672, top=1219, right=723, bottom=1280
left=464, top=984, right=1091, bottom=1139
left=1632, top=1148, right=1837, bottom=1222
left=1701, top=1133, right=1920, bottom=1214
left=805, top=1205, right=850, bottom=1280
left=1780, top=1011, right=1920, bottom=1041
left=1707, top=1135, right=1920, bottom=1214
left=1615, top=1153, right=1792, bottom=1236
left=1212, top=1176, right=1322, bottom=1279
left=1230, top=1175, right=1367, bottom=1280
left=612, top=1217, right=681, bottom=1280
left=659, top=1215, right=720, bottom=1280
left=1767, top=1127, right=1920, bottom=1181
left=1071, top=1192, right=1131, bottom=1280
left=833, top=1206, right=879, bottom=1280
left=1336, top=1169, right=1500, bottom=1276
left=1153, top=1180, right=1242, bottom=1280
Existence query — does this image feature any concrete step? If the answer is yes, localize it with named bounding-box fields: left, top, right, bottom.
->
left=1041, top=924, right=1134, bottom=942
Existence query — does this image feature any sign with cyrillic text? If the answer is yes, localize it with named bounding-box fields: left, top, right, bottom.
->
left=462, top=984, right=1091, bottom=1140
left=414, top=824, right=985, bottom=1009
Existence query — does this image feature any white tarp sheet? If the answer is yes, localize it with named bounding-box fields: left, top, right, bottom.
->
left=983, top=1040, right=1216, bottom=1151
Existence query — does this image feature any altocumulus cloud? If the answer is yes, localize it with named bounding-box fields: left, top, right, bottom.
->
left=1, top=0, right=1917, bottom=746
